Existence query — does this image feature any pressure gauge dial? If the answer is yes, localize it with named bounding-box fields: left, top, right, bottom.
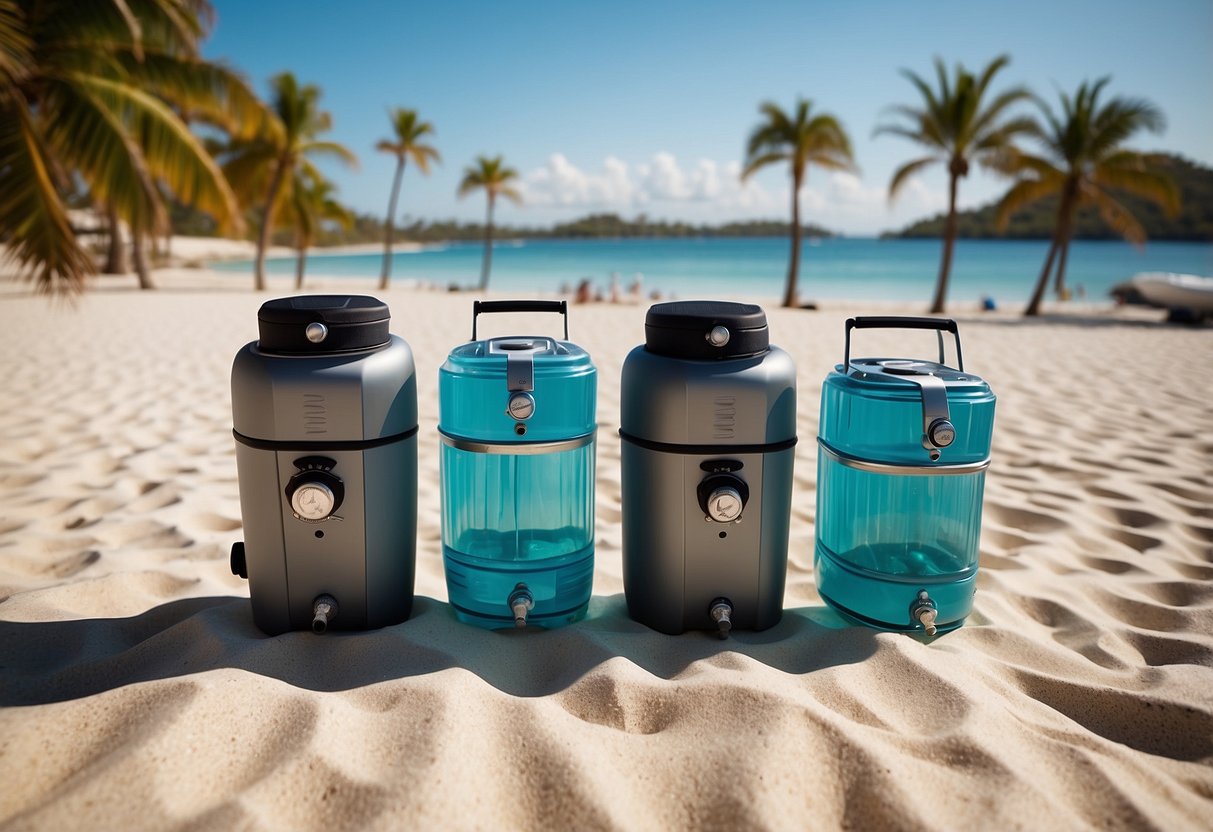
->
left=290, top=481, right=336, bottom=521
left=284, top=457, right=344, bottom=522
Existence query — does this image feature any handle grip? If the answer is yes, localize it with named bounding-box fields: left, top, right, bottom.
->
left=472, top=299, right=569, bottom=341
left=844, top=316, right=964, bottom=372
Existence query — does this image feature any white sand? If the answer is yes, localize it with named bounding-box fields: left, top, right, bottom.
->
left=1, top=267, right=1211, bottom=830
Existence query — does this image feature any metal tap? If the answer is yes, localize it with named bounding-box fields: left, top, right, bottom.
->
left=311, top=594, right=339, bottom=634
left=508, top=584, right=535, bottom=628
left=910, top=590, right=938, bottom=636
left=709, top=598, right=734, bottom=639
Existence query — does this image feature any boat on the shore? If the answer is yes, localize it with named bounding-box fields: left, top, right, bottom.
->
left=1127, top=272, right=1213, bottom=317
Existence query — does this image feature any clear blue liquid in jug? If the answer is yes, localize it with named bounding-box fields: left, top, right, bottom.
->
left=815, top=456, right=983, bottom=630
left=442, top=443, right=594, bottom=627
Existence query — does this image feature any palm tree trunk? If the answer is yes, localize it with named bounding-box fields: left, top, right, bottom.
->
left=255, top=156, right=289, bottom=292
left=1028, top=189, right=1076, bottom=315
left=379, top=157, right=406, bottom=290
left=1052, top=182, right=1078, bottom=300
left=478, top=195, right=495, bottom=292
left=930, top=172, right=960, bottom=314
left=131, top=226, right=154, bottom=290
left=1024, top=235, right=1061, bottom=316
left=103, top=205, right=128, bottom=274
left=783, top=169, right=803, bottom=308
left=1053, top=235, right=1073, bottom=300
left=295, top=243, right=307, bottom=290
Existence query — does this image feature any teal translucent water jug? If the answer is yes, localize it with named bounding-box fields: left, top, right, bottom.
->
left=439, top=300, right=597, bottom=629
left=816, top=317, right=995, bottom=635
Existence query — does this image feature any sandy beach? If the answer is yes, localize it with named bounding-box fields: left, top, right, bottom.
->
left=1, top=266, right=1211, bottom=830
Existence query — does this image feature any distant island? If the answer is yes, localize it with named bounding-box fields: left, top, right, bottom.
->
left=885, top=153, right=1212, bottom=241
left=170, top=208, right=837, bottom=247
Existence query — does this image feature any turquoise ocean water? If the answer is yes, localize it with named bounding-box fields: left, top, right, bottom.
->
left=210, top=237, right=1213, bottom=304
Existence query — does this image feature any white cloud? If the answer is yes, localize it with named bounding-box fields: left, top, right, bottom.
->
left=515, top=153, right=950, bottom=233
left=519, top=152, right=778, bottom=213
left=796, top=171, right=949, bottom=233
left=520, top=153, right=636, bottom=207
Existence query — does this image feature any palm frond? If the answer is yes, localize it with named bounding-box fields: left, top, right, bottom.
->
left=0, top=0, right=32, bottom=90
left=745, top=99, right=854, bottom=179
left=994, top=177, right=1062, bottom=229
left=1091, top=161, right=1180, bottom=216
left=966, top=86, right=1033, bottom=142
left=740, top=151, right=788, bottom=180
left=887, top=156, right=939, bottom=202
left=40, top=75, right=164, bottom=232
left=66, top=72, right=242, bottom=231
left=301, top=139, right=358, bottom=168
left=974, top=53, right=1011, bottom=99
left=1087, top=186, right=1147, bottom=246
left=0, top=98, right=95, bottom=291
left=113, top=50, right=276, bottom=141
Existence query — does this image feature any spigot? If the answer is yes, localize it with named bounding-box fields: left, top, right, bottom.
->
left=910, top=590, right=938, bottom=636
left=508, top=584, right=534, bottom=628
left=312, top=594, right=338, bottom=634
left=709, top=598, right=733, bottom=639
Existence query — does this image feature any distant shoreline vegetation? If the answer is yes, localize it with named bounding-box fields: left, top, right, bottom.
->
left=168, top=211, right=841, bottom=247
left=884, top=154, right=1212, bottom=242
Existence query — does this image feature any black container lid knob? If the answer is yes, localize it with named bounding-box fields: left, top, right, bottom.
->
left=257, top=295, right=391, bottom=354
left=644, top=300, right=769, bottom=360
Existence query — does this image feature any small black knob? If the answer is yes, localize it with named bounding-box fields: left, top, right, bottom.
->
left=230, top=542, right=247, bottom=579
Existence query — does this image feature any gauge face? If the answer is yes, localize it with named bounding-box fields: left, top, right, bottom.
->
left=507, top=392, right=536, bottom=421
left=290, top=481, right=336, bottom=520
left=707, top=487, right=743, bottom=522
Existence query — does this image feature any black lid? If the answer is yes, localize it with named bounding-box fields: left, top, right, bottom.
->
left=644, top=300, right=769, bottom=360
left=257, top=295, right=390, bottom=354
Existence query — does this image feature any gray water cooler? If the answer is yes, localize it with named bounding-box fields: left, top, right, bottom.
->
left=620, top=301, right=797, bottom=636
left=230, top=295, right=418, bottom=634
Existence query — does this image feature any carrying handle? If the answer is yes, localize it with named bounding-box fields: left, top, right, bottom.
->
left=844, top=316, right=964, bottom=372
left=472, top=300, right=569, bottom=341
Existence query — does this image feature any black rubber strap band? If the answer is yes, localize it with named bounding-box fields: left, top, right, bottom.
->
left=618, top=429, right=797, bottom=455
left=233, top=425, right=419, bottom=451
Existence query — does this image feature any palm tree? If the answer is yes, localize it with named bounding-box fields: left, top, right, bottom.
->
left=994, top=79, right=1179, bottom=316
left=0, top=0, right=267, bottom=292
left=457, top=155, right=521, bottom=291
left=376, top=108, right=439, bottom=290
left=289, top=172, right=353, bottom=289
left=876, top=55, right=1033, bottom=313
left=220, top=72, right=356, bottom=291
left=741, top=99, right=855, bottom=308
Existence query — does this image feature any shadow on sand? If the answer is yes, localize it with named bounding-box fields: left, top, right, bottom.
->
left=0, top=594, right=879, bottom=706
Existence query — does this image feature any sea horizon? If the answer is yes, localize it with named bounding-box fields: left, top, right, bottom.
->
left=208, top=236, right=1213, bottom=305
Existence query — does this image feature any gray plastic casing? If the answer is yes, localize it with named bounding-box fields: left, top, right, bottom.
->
left=231, top=335, right=417, bottom=634
left=620, top=344, right=796, bottom=634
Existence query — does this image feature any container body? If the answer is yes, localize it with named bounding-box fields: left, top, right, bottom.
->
left=441, top=441, right=595, bottom=627
left=620, top=343, right=796, bottom=634
left=439, top=336, right=596, bottom=628
left=232, top=334, right=417, bottom=634
left=815, top=359, right=995, bottom=632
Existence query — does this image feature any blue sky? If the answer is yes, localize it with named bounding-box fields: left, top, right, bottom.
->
left=205, top=0, right=1213, bottom=235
